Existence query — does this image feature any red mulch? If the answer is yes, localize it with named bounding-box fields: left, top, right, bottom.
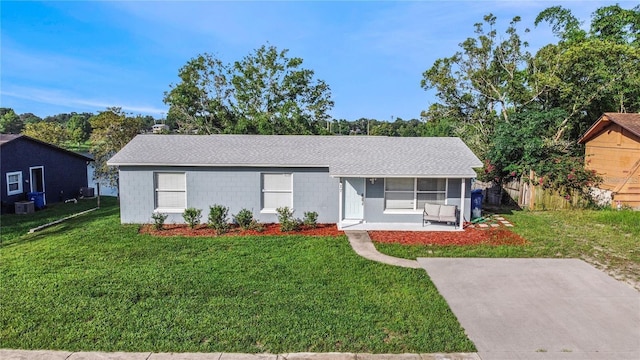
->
left=369, top=227, right=527, bottom=246
left=141, top=223, right=526, bottom=246
left=139, top=223, right=344, bottom=237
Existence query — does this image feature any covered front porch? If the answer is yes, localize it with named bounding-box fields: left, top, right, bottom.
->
left=337, top=176, right=472, bottom=232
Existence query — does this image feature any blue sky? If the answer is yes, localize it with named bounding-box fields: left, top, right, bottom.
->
left=0, top=0, right=626, bottom=121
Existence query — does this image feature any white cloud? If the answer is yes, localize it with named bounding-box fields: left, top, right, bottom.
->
left=1, top=86, right=166, bottom=116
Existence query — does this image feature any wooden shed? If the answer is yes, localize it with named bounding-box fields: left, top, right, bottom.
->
left=578, top=113, right=640, bottom=209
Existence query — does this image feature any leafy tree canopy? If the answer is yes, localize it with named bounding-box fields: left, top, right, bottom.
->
left=89, top=107, right=144, bottom=189
left=422, top=4, right=639, bottom=201
left=164, top=44, right=334, bottom=135
left=0, top=108, right=23, bottom=134
left=22, top=121, right=67, bottom=146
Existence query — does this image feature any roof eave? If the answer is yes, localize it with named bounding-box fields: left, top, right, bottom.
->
left=329, top=173, right=479, bottom=179
left=107, top=162, right=331, bottom=168
left=578, top=114, right=610, bottom=144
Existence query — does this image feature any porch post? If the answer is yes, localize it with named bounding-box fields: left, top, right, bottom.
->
left=338, top=179, right=343, bottom=229
left=459, top=179, right=466, bottom=230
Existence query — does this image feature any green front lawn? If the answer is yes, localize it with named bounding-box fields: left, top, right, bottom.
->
left=0, top=200, right=474, bottom=353
left=376, top=209, right=640, bottom=287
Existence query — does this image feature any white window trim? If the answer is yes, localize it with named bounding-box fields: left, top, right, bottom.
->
left=261, top=173, right=293, bottom=213
left=383, top=178, right=448, bottom=212
left=154, top=172, right=186, bottom=212
left=6, top=171, right=23, bottom=196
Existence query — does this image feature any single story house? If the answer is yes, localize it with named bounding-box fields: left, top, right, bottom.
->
left=579, top=113, right=640, bottom=209
left=107, top=135, right=483, bottom=229
left=0, top=134, right=93, bottom=213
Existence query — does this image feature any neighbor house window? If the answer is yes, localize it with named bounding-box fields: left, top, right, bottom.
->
left=6, top=171, right=23, bottom=196
left=385, top=178, right=447, bottom=210
left=154, top=172, right=186, bottom=211
left=262, top=173, right=292, bottom=211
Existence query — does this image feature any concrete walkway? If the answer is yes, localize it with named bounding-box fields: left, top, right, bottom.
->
left=344, top=231, right=421, bottom=269
left=418, top=258, right=640, bottom=360
left=0, top=350, right=481, bottom=359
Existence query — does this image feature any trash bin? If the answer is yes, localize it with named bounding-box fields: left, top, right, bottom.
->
left=27, top=192, right=45, bottom=210
left=471, top=189, right=483, bottom=219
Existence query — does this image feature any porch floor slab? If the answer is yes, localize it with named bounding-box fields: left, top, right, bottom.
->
left=339, top=222, right=461, bottom=232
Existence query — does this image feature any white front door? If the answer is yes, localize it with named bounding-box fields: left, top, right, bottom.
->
left=344, top=178, right=364, bottom=220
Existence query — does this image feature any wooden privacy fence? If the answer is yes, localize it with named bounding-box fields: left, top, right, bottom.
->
left=494, top=171, right=588, bottom=210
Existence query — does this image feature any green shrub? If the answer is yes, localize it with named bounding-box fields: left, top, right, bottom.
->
left=182, top=208, right=202, bottom=229
left=303, top=211, right=318, bottom=228
left=276, top=206, right=302, bottom=232
left=208, top=204, right=230, bottom=235
left=234, top=208, right=254, bottom=230
left=151, top=212, right=168, bottom=231
left=248, top=219, right=265, bottom=232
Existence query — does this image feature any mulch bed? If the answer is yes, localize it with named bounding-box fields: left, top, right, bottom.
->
left=139, top=223, right=344, bottom=237
left=141, top=222, right=526, bottom=246
left=369, top=228, right=527, bottom=246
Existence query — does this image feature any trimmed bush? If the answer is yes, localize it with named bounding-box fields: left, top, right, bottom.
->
left=248, top=219, right=265, bottom=232
left=303, top=211, right=318, bottom=229
left=151, top=212, right=168, bottom=231
left=234, top=208, right=254, bottom=230
left=182, top=208, right=202, bottom=229
left=276, top=206, right=302, bottom=232
left=208, top=204, right=230, bottom=235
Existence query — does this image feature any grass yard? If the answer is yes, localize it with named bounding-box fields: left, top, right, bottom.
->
left=0, top=199, right=474, bottom=353
left=376, top=209, right=640, bottom=289
left=1, top=197, right=101, bottom=245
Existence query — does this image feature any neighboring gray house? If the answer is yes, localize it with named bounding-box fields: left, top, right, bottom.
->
left=107, top=135, right=482, bottom=230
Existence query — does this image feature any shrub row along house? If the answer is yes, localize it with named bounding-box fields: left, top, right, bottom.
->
left=107, top=135, right=483, bottom=230
left=579, top=113, right=640, bottom=209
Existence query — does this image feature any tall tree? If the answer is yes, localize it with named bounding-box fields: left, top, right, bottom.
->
left=534, top=5, right=640, bottom=142
left=231, top=45, right=333, bottom=135
left=421, top=14, right=536, bottom=157
left=66, top=113, right=93, bottom=144
left=89, top=107, right=143, bottom=190
left=164, top=54, right=235, bottom=134
left=0, top=108, right=23, bottom=134
left=19, top=113, right=42, bottom=125
left=22, top=121, right=67, bottom=146
left=164, top=45, right=334, bottom=135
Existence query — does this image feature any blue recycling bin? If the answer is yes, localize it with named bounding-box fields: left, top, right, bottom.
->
left=27, top=192, right=45, bottom=210
left=471, top=189, right=483, bottom=219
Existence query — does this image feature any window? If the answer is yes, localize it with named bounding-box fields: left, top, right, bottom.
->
left=385, top=178, right=447, bottom=211
left=6, top=171, right=23, bottom=196
left=155, top=172, right=186, bottom=211
left=417, top=178, right=447, bottom=208
left=262, top=173, right=292, bottom=211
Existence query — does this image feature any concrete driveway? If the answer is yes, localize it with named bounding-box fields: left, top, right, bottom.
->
left=417, top=258, right=640, bottom=360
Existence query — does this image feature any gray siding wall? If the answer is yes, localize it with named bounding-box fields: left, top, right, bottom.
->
left=362, top=178, right=473, bottom=223
left=118, top=166, right=339, bottom=224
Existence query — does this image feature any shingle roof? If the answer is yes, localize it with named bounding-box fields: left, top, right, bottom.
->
left=0, top=134, right=21, bottom=146
left=579, top=113, right=640, bottom=144
left=0, top=134, right=93, bottom=161
left=107, top=135, right=483, bottom=177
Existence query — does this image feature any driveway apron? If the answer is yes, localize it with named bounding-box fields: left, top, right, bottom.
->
left=417, top=258, right=640, bottom=360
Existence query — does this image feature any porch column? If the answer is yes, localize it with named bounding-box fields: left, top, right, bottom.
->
left=337, top=179, right=343, bottom=229
left=459, top=179, right=466, bottom=230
